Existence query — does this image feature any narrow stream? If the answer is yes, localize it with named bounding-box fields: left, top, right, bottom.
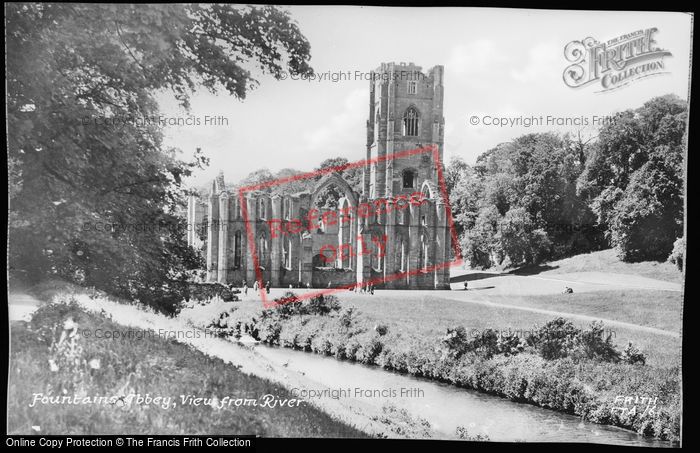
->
left=249, top=342, right=673, bottom=446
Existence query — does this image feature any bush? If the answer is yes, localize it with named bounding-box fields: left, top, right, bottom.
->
left=305, top=294, right=341, bottom=316
left=273, top=291, right=303, bottom=317
left=337, top=307, right=360, bottom=332
left=374, top=324, right=389, bottom=336
left=668, top=237, right=685, bottom=271
left=441, top=326, right=470, bottom=359
left=456, top=425, right=490, bottom=441
left=467, top=329, right=500, bottom=359
left=574, top=321, right=619, bottom=362
left=496, top=331, right=526, bottom=356
left=622, top=342, right=647, bottom=365
left=527, top=318, right=580, bottom=360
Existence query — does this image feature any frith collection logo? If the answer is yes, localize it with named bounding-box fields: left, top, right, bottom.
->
left=563, top=28, right=672, bottom=92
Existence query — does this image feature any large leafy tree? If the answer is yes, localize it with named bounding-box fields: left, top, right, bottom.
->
left=452, top=133, right=598, bottom=268
left=577, top=95, right=686, bottom=261
left=7, top=3, right=312, bottom=312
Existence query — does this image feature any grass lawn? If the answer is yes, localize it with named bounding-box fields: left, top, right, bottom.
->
left=479, top=290, right=682, bottom=332
left=336, top=291, right=681, bottom=369
left=512, top=249, right=683, bottom=284
left=8, top=300, right=368, bottom=437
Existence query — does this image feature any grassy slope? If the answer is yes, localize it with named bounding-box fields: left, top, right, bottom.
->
left=512, top=249, right=683, bottom=283
left=338, top=293, right=681, bottom=369
left=8, top=301, right=368, bottom=437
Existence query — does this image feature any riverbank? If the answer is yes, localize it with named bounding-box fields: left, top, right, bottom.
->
left=8, top=284, right=441, bottom=439
left=207, top=293, right=680, bottom=443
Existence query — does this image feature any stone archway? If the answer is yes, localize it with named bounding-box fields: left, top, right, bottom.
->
left=421, top=180, right=439, bottom=201
left=310, top=172, right=359, bottom=208
left=309, top=173, right=360, bottom=288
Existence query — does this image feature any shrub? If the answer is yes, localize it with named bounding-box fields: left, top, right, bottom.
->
left=273, top=291, right=303, bottom=317
left=497, top=330, right=527, bottom=356
left=527, top=318, right=580, bottom=360
left=305, top=294, right=341, bottom=316
left=574, top=321, right=620, bottom=362
left=668, top=237, right=685, bottom=271
left=467, top=329, right=500, bottom=359
left=622, top=342, right=647, bottom=365
left=441, top=326, right=470, bottom=359
left=354, top=332, right=384, bottom=364
left=456, top=425, right=490, bottom=441
left=255, top=317, right=282, bottom=343
left=337, top=307, right=360, bottom=332
left=374, top=324, right=389, bottom=336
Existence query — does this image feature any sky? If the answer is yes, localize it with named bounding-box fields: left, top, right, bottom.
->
left=155, top=7, right=693, bottom=188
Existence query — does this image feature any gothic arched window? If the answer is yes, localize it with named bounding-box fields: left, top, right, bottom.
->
left=403, top=107, right=420, bottom=136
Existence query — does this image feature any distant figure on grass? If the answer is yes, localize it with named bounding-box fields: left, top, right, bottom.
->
left=266, top=281, right=271, bottom=294
left=242, top=280, right=248, bottom=296
left=370, top=284, right=375, bottom=295
left=253, top=280, right=259, bottom=292
left=463, top=281, right=468, bottom=291
left=563, top=286, right=573, bottom=294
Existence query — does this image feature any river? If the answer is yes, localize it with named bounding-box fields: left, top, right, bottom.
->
left=249, top=341, right=674, bottom=446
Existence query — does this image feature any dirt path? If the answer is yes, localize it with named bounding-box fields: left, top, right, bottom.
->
left=436, top=292, right=680, bottom=337
left=448, top=270, right=682, bottom=295
left=8, top=292, right=43, bottom=322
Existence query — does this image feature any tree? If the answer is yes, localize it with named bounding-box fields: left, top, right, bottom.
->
left=461, top=206, right=500, bottom=269
left=445, top=156, right=469, bottom=194
left=453, top=132, right=595, bottom=268
left=608, top=150, right=684, bottom=261
left=7, top=4, right=313, bottom=312
left=578, top=95, right=686, bottom=261
left=496, top=207, right=551, bottom=267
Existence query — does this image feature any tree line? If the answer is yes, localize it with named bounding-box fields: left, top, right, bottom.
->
left=447, top=94, right=686, bottom=269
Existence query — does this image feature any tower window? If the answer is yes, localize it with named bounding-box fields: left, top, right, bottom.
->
left=403, top=107, right=419, bottom=136
left=403, top=169, right=416, bottom=189
left=407, top=81, right=417, bottom=95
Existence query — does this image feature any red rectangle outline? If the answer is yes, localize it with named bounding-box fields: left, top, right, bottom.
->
left=238, top=144, right=463, bottom=308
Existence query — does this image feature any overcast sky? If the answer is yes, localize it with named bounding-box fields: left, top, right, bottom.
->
left=155, top=7, right=693, bottom=188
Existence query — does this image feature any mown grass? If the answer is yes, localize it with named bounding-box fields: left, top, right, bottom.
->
left=479, top=290, right=682, bottom=332
left=336, top=292, right=681, bottom=369
left=8, top=298, right=368, bottom=437
left=517, top=249, right=683, bottom=283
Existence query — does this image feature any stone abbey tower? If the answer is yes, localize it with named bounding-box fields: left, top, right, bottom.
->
left=188, top=62, right=451, bottom=289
